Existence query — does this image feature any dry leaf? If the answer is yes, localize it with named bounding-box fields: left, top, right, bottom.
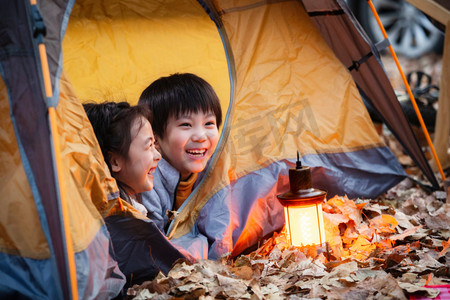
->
left=323, top=211, right=349, bottom=225
left=231, top=265, right=253, bottom=280
left=347, top=236, right=376, bottom=260
left=328, top=261, right=358, bottom=278
left=260, top=283, right=282, bottom=297
left=133, top=289, right=169, bottom=300
left=394, top=211, right=417, bottom=230
left=215, top=274, right=248, bottom=298
left=425, top=204, right=450, bottom=231
left=248, top=278, right=264, bottom=299
left=370, top=214, right=399, bottom=234
left=389, top=226, right=421, bottom=241
left=332, top=196, right=363, bottom=225
left=439, top=237, right=450, bottom=257
left=168, top=262, right=194, bottom=280
left=363, top=203, right=390, bottom=215
left=397, top=282, right=441, bottom=298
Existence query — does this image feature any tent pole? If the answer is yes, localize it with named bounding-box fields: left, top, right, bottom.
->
left=367, top=0, right=446, bottom=182
left=47, top=106, right=79, bottom=300
left=31, top=0, right=79, bottom=299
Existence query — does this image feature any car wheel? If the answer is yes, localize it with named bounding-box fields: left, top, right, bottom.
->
left=349, top=0, right=444, bottom=58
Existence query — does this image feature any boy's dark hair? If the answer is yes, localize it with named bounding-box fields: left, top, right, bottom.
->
left=138, top=73, right=222, bottom=138
left=83, top=101, right=152, bottom=200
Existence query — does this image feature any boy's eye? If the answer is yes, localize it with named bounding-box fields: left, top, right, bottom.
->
left=206, top=121, right=216, bottom=126
left=180, top=123, right=191, bottom=127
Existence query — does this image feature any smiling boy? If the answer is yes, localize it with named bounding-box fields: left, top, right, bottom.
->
left=138, top=73, right=222, bottom=237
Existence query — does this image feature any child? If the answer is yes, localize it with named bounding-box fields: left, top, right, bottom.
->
left=138, top=73, right=222, bottom=257
left=83, top=101, right=160, bottom=212
left=83, top=101, right=187, bottom=289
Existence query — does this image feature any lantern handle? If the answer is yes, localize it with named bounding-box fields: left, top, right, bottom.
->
left=296, top=150, right=302, bottom=169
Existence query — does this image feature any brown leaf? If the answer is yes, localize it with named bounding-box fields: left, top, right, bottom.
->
left=324, top=258, right=353, bottom=272
left=357, top=223, right=374, bottom=240
left=215, top=274, right=248, bottom=298
left=234, top=255, right=252, bottom=268
left=132, top=289, right=170, bottom=300
left=248, top=278, right=264, bottom=299
left=326, top=196, right=363, bottom=225
left=322, top=211, right=349, bottom=225
left=342, top=224, right=359, bottom=245
left=174, top=284, right=206, bottom=297
left=347, top=236, right=376, bottom=260
left=425, top=204, right=450, bottom=231
left=385, top=253, right=406, bottom=269
left=195, top=259, right=228, bottom=279
left=400, top=272, right=418, bottom=283
left=389, top=226, right=421, bottom=241
left=260, top=283, right=283, bottom=297
left=397, top=282, right=440, bottom=298
left=394, top=211, right=416, bottom=230
left=363, top=202, right=389, bottom=215
left=369, top=214, right=398, bottom=234
left=231, top=265, right=253, bottom=280
left=322, top=261, right=358, bottom=280
left=354, top=273, right=407, bottom=300
left=168, top=262, right=194, bottom=280
left=439, top=237, right=450, bottom=258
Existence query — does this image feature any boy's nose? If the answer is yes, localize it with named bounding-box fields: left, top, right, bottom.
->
left=192, top=130, right=207, bottom=142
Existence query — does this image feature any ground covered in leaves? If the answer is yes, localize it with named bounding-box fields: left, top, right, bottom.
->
left=127, top=177, right=449, bottom=300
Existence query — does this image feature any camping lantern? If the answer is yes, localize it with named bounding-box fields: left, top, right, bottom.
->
left=277, top=153, right=327, bottom=246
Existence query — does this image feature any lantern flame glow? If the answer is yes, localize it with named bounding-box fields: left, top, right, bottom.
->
left=284, top=202, right=326, bottom=246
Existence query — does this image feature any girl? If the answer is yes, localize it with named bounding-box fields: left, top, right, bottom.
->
left=83, top=101, right=160, bottom=214
left=83, top=101, right=187, bottom=292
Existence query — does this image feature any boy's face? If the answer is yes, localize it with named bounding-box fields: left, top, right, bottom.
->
left=157, top=111, right=219, bottom=180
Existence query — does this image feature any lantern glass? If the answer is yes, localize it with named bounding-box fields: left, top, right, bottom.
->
left=284, top=202, right=325, bottom=246
left=277, top=157, right=327, bottom=247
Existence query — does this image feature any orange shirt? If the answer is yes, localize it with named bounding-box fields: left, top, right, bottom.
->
left=174, top=173, right=198, bottom=210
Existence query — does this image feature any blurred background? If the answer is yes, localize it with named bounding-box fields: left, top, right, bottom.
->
left=347, top=0, right=447, bottom=176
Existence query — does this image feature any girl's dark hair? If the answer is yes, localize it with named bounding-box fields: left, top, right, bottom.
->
left=83, top=101, right=152, bottom=201
left=138, top=73, right=222, bottom=138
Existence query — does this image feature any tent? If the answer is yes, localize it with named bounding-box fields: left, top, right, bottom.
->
left=0, top=0, right=438, bottom=298
left=0, top=0, right=126, bottom=298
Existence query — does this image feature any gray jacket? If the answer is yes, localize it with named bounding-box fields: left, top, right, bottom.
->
left=141, top=158, right=178, bottom=232
left=141, top=158, right=208, bottom=259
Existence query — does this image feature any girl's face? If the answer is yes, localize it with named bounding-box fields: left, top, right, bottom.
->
left=112, top=117, right=161, bottom=194
left=157, top=110, right=219, bottom=180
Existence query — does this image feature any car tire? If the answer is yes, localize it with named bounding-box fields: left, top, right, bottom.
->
left=346, top=0, right=444, bottom=58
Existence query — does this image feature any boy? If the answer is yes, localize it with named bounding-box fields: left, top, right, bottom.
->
left=138, top=73, right=222, bottom=258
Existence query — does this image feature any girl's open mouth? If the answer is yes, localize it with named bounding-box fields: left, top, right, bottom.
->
left=148, top=167, right=156, bottom=175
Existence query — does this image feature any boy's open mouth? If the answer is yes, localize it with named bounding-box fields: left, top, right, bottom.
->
left=186, top=149, right=207, bottom=157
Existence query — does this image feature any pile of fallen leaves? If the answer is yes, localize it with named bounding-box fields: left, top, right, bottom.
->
left=127, top=178, right=449, bottom=299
